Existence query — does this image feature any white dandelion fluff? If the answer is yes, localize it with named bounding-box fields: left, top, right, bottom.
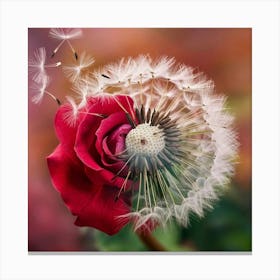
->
left=49, top=28, right=82, bottom=59
left=28, top=47, right=61, bottom=83
left=30, top=74, right=50, bottom=104
left=49, top=28, right=82, bottom=40
left=62, top=96, right=80, bottom=126
left=63, top=52, right=95, bottom=82
left=63, top=55, right=239, bottom=231
left=30, top=74, right=61, bottom=106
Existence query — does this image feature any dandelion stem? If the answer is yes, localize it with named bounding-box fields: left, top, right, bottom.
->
left=136, top=172, right=142, bottom=212
left=66, top=40, right=78, bottom=60
left=136, top=231, right=167, bottom=251
left=139, top=74, right=144, bottom=104
left=51, top=40, right=65, bottom=57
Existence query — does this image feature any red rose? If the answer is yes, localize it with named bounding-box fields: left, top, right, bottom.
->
left=47, top=95, right=135, bottom=235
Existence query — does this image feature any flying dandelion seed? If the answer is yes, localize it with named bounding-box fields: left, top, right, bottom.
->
left=28, top=47, right=61, bottom=83
left=62, top=52, right=95, bottom=82
left=30, top=74, right=61, bottom=105
left=30, top=74, right=50, bottom=104
left=49, top=28, right=82, bottom=59
left=50, top=55, right=238, bottom=233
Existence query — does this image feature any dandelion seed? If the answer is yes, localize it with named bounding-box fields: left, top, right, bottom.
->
left=49, top=28, right=82, bottom=59
left=67, top=55, right=239, bottom=232
left=63, top=52, right=95, bottom=82
left=31, top=74, right=50, bottom=104
left=101, top=74, right=110, bottom=79
left=28, top=47, right=61, bottom=83
left=30, top=74, right=60, bottom=105
left=62, top=96, right=79, bottom=126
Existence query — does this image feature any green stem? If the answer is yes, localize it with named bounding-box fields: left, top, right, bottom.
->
left=137, top=231, right=167, bottom=251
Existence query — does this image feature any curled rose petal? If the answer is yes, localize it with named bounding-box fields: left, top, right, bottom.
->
left=74, top=96, right=134, bottom=172
left=96, top=112, right=131, bottom=173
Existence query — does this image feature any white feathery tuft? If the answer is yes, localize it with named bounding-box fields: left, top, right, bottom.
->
left=29, top=47, right=47, bottom=83
left=71, top=80, right=91, bottom=109
left=28, top=47, right=46, bottom=77
left=63, top=52, right=95, bottom=82
left=49, top=28, right=82, bottom=40
left=63, top=96, right=80, bottom=127
left=29, top=47, right=61, bottom=83
left=31, top=74, right=50, bottom=104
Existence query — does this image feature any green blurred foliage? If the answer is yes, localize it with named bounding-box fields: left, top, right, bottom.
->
left=93, top=185, right=251, bottom=251
left=181, top=185, right=251, bottom=251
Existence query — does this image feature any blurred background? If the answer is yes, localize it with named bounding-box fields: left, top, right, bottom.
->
left=28, top=28, right=251, bottom=251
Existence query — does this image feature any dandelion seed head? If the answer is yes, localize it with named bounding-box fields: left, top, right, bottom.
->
left=126, top=124, right=165, bottom=156
left=62, top=55, right=239, bottom=231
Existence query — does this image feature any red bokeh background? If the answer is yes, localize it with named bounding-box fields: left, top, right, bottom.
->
left=28, top=28, right=251, bottom=251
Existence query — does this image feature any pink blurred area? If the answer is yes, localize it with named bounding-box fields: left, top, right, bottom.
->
left=28, top=28, right=251, bottom=251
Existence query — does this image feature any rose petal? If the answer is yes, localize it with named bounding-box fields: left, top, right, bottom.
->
left=101, top=136, right=123, bottom=173
left=74, top=95, right=134, bottom=171
left=84, top=165, right=131, bottom=190
left=96, top=112, right=131, bottom=172
left=100, top=123, right=131, bottom=175
left=106, top=123, right=132, bottom=155
left=74, top=113, right=103, bottom=170
left=74, top=185, right=131, bottom=235
left=54, top=104, right=80, bottom=152
left=47, top=145, right=96, bottom=215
